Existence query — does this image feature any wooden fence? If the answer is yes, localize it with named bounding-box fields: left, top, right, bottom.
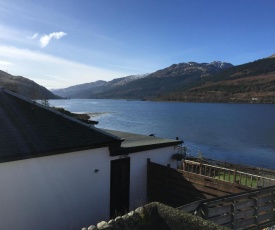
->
left=197, top=157, right=275, bottom=180
left=179, top=185, right=275, bottom=229
left=147, top=159, right=251, bottom=208
left=184, top=160, right=275, bottom=188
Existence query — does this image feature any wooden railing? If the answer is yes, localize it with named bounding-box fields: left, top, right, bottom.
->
left=178, top=185, right=275, bottom=229
left=196, top=157, right=275, bottom=180
left=184, top=160, right=275, bottom=188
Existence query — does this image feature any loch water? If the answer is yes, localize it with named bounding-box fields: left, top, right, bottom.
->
left=49, top=99, right=275, bottom=169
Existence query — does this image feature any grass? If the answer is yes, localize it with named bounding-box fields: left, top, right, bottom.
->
left=215, top=172, right=258, bottom=188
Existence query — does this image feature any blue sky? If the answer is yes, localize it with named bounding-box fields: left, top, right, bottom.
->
left=0, top=0, right=275, bottom=89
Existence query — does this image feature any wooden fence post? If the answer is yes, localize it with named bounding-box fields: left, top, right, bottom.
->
left=234, top=169, right=236, bottom=184
left=203, top=202, right=208, bottom=220
left=146, top=158, right=151, bottom=202
left=255, top=194, right=259, bottom=228
left=164, top=164, right=170, bottom=204
left=233, top=200, right=236, bottom=229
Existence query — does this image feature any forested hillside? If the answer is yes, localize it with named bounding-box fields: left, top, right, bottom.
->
left=160, top=57, right=275, bottom=103
left=0, top=70, right=59, bottom=99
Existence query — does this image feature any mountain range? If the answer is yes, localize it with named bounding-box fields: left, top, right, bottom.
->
left=51, top=74, right=148, bottom=98
left=1, top=54, right=275, bottom=103
left=51, top=61, right=233, bottom=99
left=51, top=55, right=275, bottom=103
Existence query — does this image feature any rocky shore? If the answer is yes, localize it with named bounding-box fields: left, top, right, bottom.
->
left=53, top=107, right=99, bottom=125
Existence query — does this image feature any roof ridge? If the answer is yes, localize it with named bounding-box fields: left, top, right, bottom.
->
left=1, top=87, right=123, bottom=142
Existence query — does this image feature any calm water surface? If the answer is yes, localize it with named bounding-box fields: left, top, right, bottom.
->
left=49, top=99, right=275, bottom=169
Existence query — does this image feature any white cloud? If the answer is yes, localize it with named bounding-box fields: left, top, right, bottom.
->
left=29, top=33, right=39, bottom=40
left=0, top=45, right=129, bottom=89
left=40, top=32, right=67, bottom=48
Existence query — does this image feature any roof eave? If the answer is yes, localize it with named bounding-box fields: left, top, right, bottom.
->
left=0, top=141, right=123, bottom=164
left=110, top=140, right=183, bottom=156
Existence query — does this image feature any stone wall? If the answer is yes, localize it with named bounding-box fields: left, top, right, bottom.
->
left=82, top=202, right=229, bottom=230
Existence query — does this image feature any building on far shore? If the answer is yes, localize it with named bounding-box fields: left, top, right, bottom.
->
left=0, top=88, right=182, bottom=230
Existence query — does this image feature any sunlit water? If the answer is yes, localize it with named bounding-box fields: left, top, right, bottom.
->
left=49, top=99, right=275, bottom=169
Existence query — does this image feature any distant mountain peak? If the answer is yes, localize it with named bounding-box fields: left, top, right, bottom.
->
left=209, top=61, right=233, bottom=69
left=150, top=61, right=233, bottom=78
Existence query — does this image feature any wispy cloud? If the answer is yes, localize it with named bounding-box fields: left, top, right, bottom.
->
left=40, top=32, right=67, bottom=48
left=0, top=45, right=129, bottom=89
left=0, top=24, right=32, bottom=44
left=29, top=33, right=39, bottom=40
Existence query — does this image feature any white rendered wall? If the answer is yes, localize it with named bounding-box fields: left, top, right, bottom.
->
left=0, top=145, right=178, bottom=229
left=0, top=148, right=113, bottom=230
left=129, top=146, right=177, bottom=211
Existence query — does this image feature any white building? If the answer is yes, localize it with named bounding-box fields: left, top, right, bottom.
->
left=0, top=88, right=182, bottom=230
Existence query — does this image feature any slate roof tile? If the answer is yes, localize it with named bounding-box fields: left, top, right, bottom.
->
left=0, top=88, right=122, bottom=162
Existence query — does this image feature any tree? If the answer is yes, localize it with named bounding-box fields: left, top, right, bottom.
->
left=41, top=97, right=50, bottom=107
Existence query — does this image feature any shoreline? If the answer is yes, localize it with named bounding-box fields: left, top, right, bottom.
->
left=51, top=98, right=275, bottom=105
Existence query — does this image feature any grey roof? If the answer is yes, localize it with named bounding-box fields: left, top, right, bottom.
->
left=0, top=88, right=122, bottom=162
left=103, top=129, right=183, bottom=155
